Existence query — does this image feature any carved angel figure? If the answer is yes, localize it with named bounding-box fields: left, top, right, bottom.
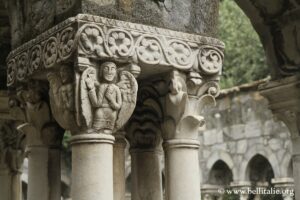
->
left=48, top=65, right=77, bottom=131
left=80, top=61, right=137, bottom=134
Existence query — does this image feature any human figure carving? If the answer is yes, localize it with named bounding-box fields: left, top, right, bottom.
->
left=48, top=65, right=77, bottom=131
left=80, top=61, right=138, bottom=134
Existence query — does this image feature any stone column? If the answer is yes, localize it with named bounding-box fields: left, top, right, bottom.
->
left=130, top=148, right=163, bottom=200
left=272, top=178, right=294, bottom=200
left=162, top=70, right=222, bottom=200
left=126, top=102, right=164, bottom=200
left=163, top=139, right=201, bottom=200
left=230, top=181, right=252, bottom=200
left=0, top=121, right=25, bottom=200
left=201, top=184, right=224, bottom=200
left=259, top=75, right=300, bottom=200
left=113, top=132, right=127, bottom=200
left=18, top=123, right=63, bottom=200
left=70, top=133, right=115, bottom=200
left=254, top=182, right=268, bottom=200
left=0, top=167, right=12, bottom=200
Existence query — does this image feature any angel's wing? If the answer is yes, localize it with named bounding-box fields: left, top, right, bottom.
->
left=115, top=71, right=138, bottom=131
left=47, top=71, right=63, bottom=121
left=79, top=67, right=96, bottom=128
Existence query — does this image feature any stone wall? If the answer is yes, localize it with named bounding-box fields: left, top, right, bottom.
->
left=199, top=83, right=293, bottom=185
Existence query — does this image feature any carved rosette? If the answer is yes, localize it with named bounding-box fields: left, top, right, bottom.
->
left=6, top=14, right=224, bottom=88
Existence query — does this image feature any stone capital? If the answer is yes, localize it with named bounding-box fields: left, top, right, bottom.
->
left=6, top=14, right=224, bottom=139
left=162, top=69, right=220, bottom=140
left=0, top=120, right=25, bottom=173
left=259, top=74, right=300, bottom=138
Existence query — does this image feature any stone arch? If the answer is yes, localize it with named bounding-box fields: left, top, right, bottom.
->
left=208, top=160, right=233, bottom=186
left=239, top=144, right=280, bottom=181
left=206, top=151, right=237, bottom=183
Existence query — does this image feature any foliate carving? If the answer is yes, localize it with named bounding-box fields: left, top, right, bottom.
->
left=199, top=46, right=224, bottom=75
left=29, top=45, right=42, bottom=74
left=59, top=27, right=75, bottom=59
left=136, top=36, right=162, bottom=64
left=0, top=121, right=25, bottom=172
left=78, top=61, right=138, bottom=134
left=15, top=80, right=63, bottom=147
left=166, top=40, right=193, bottom=68
left=79, top=24, right=105, bottom=56
left=162, top=70, right=218, bottom=140
left=43, top=37, right=58, bottom=68
left=48, top=65, right=78, bottom=132
left=107, top=29, right=134, bottom=57
left=7, top=14, right=224, bottom=87
left=7, top=59, right=17, bottom=87
left=17, top=53, right=28, bottom=81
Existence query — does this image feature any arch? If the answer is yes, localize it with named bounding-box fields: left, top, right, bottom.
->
left=208, top=160, right=233, bottom=186
left=239, top=144, right=280, bottom=181
left=206, top=150, right=237, bottom=180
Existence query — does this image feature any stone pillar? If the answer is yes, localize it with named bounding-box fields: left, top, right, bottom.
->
left=259, top=75, right=300, bottom=200
left=272, top=178, right=294, bottom=200
left=70, top=134, right=115, bottom=200
left=130, top=148, right=163, bottom=200
left=18, top=123, right=63, bottom=200
left=163, top=139, right=201, bottom=200
left=0, top=167, right=12, bottom=200
left=0, top=121, right=25, bottom=200
left=230, top=181, right=252, bottom=200
left=126, top=108, right=163, bottom=200
left=161, top=69, right=222, bottom=200
left=113, top=132, right=127, bottom=200
left=201, top=184, right=224, bottom=200
left=254, top=182, right=268, bottom=200
left=5, top=13, right=223, bottom=200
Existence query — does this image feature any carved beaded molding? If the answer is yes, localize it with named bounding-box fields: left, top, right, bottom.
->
left=6, top=14, right=224, bottom=87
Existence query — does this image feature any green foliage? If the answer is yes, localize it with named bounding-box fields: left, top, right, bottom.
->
left=218, top=0, right=269, bottom=89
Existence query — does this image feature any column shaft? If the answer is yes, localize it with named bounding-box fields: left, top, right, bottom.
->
left=71, top=134, right=114, bottom=200
left=292, top=137, right=300, bottom=199
left=164, top=139, right=201, bottom=200
left=0, top=169, right=12, bottom=200
left=131, top=149, right=163, bottom=200
left=113, top=135, right=127, bottom=200
left=27, top=146, right=61, bottom=200
left=11, top=172, right=22, bottom=200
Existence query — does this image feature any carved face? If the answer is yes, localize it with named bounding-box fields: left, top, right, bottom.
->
left=25, top=88, right=41, bottom=104
left=60, top=65, right=72, bottom=84
left=102, top=62, right=117, bottom=82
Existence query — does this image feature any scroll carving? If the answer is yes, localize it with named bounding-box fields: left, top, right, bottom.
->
left=6, top=15, right=224, bottom=87
left=78, top=61, right=138, bottom=134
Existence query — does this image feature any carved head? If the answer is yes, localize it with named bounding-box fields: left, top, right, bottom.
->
left=60, top=65, right=73, bottom=84
left=101, top=62, right=117, bottom=82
